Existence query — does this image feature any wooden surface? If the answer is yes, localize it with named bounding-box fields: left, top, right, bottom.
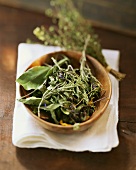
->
left=0, top=4, right=136, bottom=170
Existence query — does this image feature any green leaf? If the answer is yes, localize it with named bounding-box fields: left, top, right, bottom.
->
left=61, top=108, right=70, bottom=115
left=50, top=111, right=59, bottom=124
left=16, top=66, right=50, bottom=90
left=40, top=103, right=61, bottom=111
left=19, top=97, right=42, bottom=105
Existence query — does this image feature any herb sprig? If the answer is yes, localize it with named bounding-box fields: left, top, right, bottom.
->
left=31, top=0, right=125, bottom=80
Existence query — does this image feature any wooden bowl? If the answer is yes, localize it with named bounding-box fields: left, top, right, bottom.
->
left=20, top=51, right=112, bottom=134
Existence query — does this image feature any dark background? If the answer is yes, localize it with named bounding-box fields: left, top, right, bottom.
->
left=0, top=0, right=136, bottom=36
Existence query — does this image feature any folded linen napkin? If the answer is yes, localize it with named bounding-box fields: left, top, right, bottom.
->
left=12, top=43, right=119, bottom=152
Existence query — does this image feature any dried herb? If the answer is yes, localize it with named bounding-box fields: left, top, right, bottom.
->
left=31, top=0, right=125, bottom=80
left=17, top=50, right=102, bottom=126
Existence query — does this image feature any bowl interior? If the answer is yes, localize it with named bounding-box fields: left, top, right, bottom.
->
left=20, top=51, right=112, bottom=133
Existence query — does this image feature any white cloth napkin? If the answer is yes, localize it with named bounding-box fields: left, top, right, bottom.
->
left=12, top=43, right=119, bottom=152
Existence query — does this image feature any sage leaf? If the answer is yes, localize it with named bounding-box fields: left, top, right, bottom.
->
left=19, top=97, right=42, bottom=105
left=50, top=111, right=59, bottom=124
left=40, top=103, right=62, bottom=111
left=16, top=66, right=50, bottom=90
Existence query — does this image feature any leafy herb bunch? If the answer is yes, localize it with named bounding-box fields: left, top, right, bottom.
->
left=32, top=0, right=125, bottom=80
left=17, top=52, right=101, bottom=125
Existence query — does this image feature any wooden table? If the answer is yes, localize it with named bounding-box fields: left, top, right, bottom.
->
left=0, top=4, right=136, bottom=170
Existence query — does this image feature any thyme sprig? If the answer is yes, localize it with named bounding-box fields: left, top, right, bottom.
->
left=32, top=0, right=126, bottom=80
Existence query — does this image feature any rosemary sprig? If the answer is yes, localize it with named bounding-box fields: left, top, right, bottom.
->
left=32, top=0, right=126, bottom=80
